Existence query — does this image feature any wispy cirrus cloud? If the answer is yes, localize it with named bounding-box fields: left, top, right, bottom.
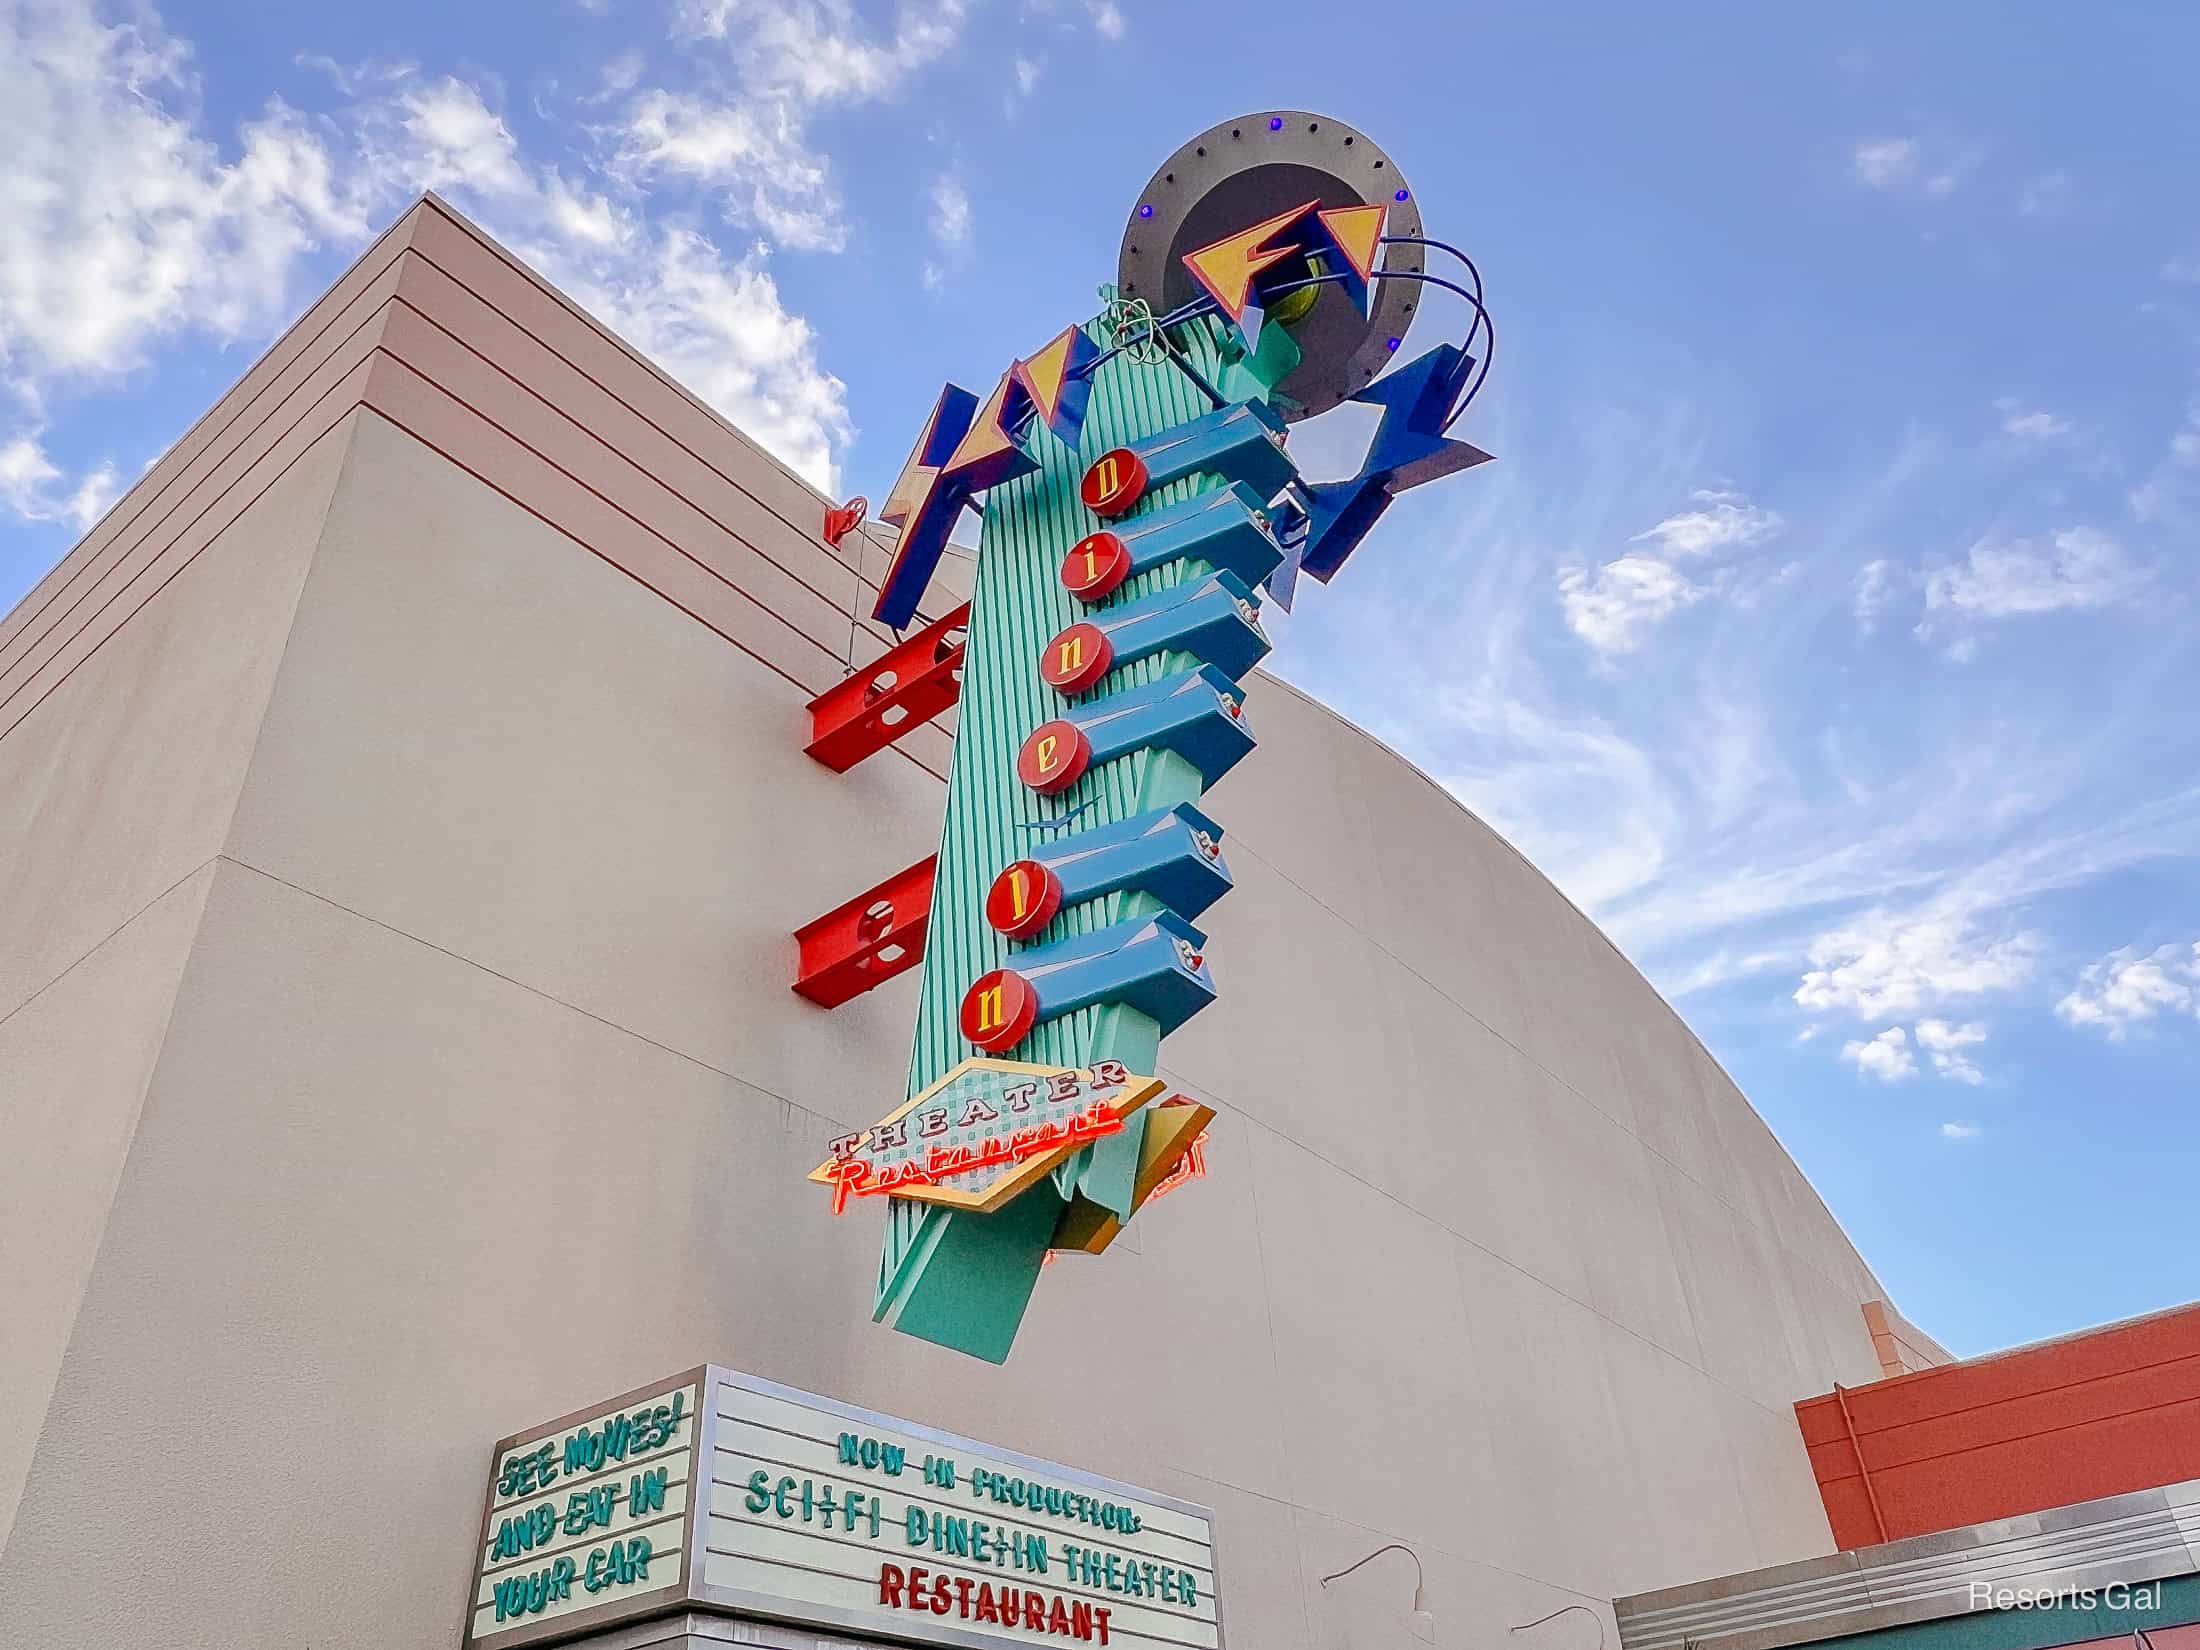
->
left=1993, top=397, right=2071, bottom=442
left=1920, top=527, right=2147, bottom=621
left=1557, top=487, right=1781, bottom=658
left=1557, top=553, right=1701, bottom=657
left=1852, top=135, right=1982, bottom=197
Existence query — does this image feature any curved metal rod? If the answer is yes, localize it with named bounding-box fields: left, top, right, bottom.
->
left=1317, top=1542, right=1425, bottom=1602
left=1510, top=1603, right=1607, bottom=1650
left=1374, top=266, right=1494, bottom=424
left=1381, top=234, right=1495, bottom=429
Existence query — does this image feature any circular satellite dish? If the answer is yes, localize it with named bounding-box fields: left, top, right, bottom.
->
left=1117, top=111, right=1426, bottom=421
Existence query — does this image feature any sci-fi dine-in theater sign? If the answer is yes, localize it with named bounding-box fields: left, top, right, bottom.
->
left=464, top=1367, right=1219, bottom=1650
left=809, top=109, right=1494, bottom=1366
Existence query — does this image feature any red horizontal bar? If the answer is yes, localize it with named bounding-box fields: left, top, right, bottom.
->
left=804, top=604, right=969, bottom=772
left=792, top=855, right=938, bottom=1008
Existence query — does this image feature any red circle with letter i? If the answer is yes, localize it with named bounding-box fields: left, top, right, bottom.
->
left=1038, top=622, right=1112, bottom=695
left=1061, top=531, right=1131, bottom=601
left=1016, top=719, right=1091, bottom=794
left=1081, top=448, right=1148, bottom=517
left=961, top=968, right=1038, bottom=1052
left=986, top=859, right=1064, bottom=939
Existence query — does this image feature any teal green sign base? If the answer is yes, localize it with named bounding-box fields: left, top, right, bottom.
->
left=874, top=309, right=1299, bottom=1362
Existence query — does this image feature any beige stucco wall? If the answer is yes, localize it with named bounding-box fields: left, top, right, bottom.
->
left=0, top=405, right=1887, bottom=1650
left=0, top=417, right=355, bottom=1549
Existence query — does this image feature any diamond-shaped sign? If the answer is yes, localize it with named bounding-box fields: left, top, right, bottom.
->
left=811, top=1057, right=1166, bottom=1215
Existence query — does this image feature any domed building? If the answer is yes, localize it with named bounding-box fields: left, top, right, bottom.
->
left=0, top=196, right=1924, bottom=1650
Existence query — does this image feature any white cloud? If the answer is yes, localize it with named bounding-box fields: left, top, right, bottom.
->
left=1012, top=56, right=1043, bottom=99
left=2018, top=171, right=2072, bottom=217
left=1922, top=527, right=2146, bottom=619
left=0, top=432, right=119, bottom=531
left=1994, top=396, right=2070, bottom=441
left=613, top=90, right=845, bottom=251
left=1915, top=1018, right=1987, bottom=1083
left=2056, top=942, right=2200, bottom=1039
left=1853, top=557, right=1895, bottom=632
left=1940, top=1121, right=1983, bottom=1141
left=1796, top=906, right=2040, bottom=1019
left=1852, top=135, right=1978, bottom=197
left=1630, top=488, right=1782, bottom=557
left=0, top=6, right=859, bottom=494
left=610, top=0, right=970, bottom=256
left=0, top=436, right=61, bottom=512
left=1558, top=488, right=1780, bottom=657
left=1557, top=554, right=1700, bottom=656
left=1086, top=0, right=1126, bottom=38
left=391, top=76, right=530, bottom=197
left=543, top=226, right=851, bottom=490
left=601, top=50, right=645, bottom=94
left=1837, top=1019, right=1982, bottom=1087
left=674, top=0, right=968, bottom=104
left=930, top=174, right=972, bottom=249
left=1853, top=139, right=1919, bottom=188
left=1843, top=1027, right=1916, bottom=1081
left=2129, top=400, right=2200, bottom=525
left=0, top=0, right=372, bottom=388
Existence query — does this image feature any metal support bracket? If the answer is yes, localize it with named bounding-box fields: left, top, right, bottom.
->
left=803, top=604, right=969, bottom=772
left=791, top=856, right=938, bottom=1007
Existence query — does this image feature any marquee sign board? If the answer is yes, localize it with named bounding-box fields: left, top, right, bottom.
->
left=812, top=1058, right=1167, bottom=1213
left=468, top=1375, right=700, bottom=1644
left=464, top=1368, right=1222, bottom=1650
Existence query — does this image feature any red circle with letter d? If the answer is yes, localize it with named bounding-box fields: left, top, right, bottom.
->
left=1016, top=719, right=1091, bottom=794
left=961, top=968, right=1038, bottom=1052
left=1080, top=449, right=1147, bottom=517
left=1061, top=531, right=1131, bottom=601
left=985, top=859, right=1064, bottom=939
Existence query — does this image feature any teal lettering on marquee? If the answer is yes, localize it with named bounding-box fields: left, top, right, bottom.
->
left=490, top=1501, right=558, bottom=1561
left=723, top=1445, right=1203, bottom=1622
left=491, top=1556, right=575, bottom=1622
left=582, top=1536, right=654, bottom=1596
left=838, top=1431, right=911, bottom=1476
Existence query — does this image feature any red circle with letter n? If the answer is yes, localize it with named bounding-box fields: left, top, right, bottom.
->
left=1061, top=531, right=1131, bottom=601
left=1016, top=719, right=1090, bottom=794
left=1039, top=622, right=1112, bottom=695
left=1080, top=448, right=1147, bottom=517
left=985, top=859, right=1064, bottom=939
left=961, top=968, right=1038, bottom=1052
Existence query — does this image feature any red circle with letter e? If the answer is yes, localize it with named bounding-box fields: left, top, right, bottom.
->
left=985, top=859, right=1064, bottom=940
left=1080, top=448, right=1147, bottom=517
left=961, top=968, right=1038, bottom=1052
left=1016, top=719, right=1090, bottom=794
left=1061, top=531, right=1131, bottom=601
left=1038, top=622, right=1112, bottom=695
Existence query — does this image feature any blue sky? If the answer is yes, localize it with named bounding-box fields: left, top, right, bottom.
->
left=4, top=0, right=2196, bottom=1358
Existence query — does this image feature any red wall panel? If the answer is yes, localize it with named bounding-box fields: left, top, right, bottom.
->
left=1796, top=1300, right=2200, bottom=1549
